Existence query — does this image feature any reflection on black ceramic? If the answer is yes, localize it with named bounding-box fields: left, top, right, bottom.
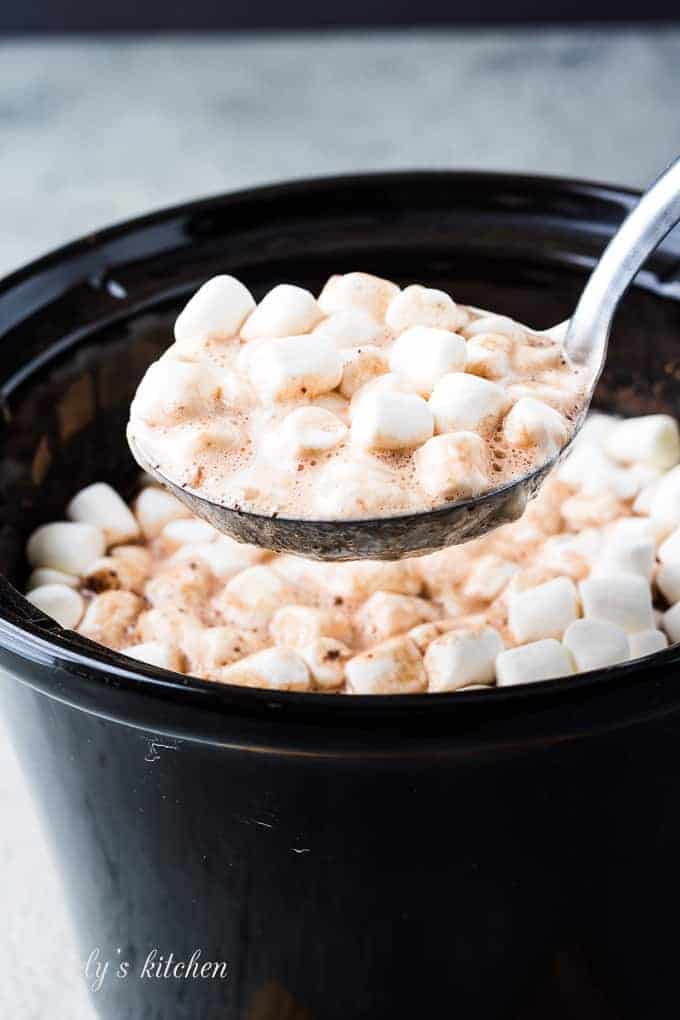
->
left=0, top=174, right=680, bottom=1019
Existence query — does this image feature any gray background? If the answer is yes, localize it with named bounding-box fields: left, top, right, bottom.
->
left=1, top=29, right=679, bottom=1018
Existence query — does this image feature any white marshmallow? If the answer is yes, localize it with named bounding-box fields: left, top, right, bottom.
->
left=633, top=476, right=663, bottom=515
left=173, top=535, right=265, bottom=581
left=496, top=639, right=574, bottom=686
left=273, top=406, right=348, bottom=457
left=663, top=601, right=680, bottom=643
left=658, top=526, right=680, bottom=564
left=604, top=414, right=680, bottom=470
left=313, top=308, right=382, bottom=348
left=502, top=398, right=569, bottom=457
left=314, top=454, right=404, bottom=518
left=27, top=567, right=79, bottom=591
left=241, top=284, right=322, bottom=340
left=133, top=487, right=191, bottom=539
left=161, top=518, right=219, bottom=547
left=591, top=535, right=655, bottom=582
left=339, top=346, right=389, bottom=398
left=359, top=592, right=437, bottom=644
left=557, top=445, right=641, bottom=500
left=26, top=521, right=106, bottom=575
left=351, top=391, right=433, bottom=451
left=345, top=636, right=427, bottom=694
left=462, top=555, right=518, bottom=602
left=122, top=642, right=184, bottom=672
left=414, top=432, right=488, bottom=500
left=270, top=605, right=352, bottom=650
left=300, top=638, right=351, bottom=691
left=67, top=482, right=141, bottom=546
left=508, top=576, right=578, bottom=644
left=464, top=334, right=512, bottom=381
left=429, top=373, right=508, bottom=434
left=130, top=359, right=221, bottom=425
left=424, top=626, right=503, bottom=691
left=348, top=372, right=421, bottom=420
left=579, top=574, right=655, bottom=634
left=512, top=342, right=564, bottom=374
left=628, top=629, right=668, bottom=660
left=218, top=565, right=293, bottom=628
left=462, top=314, right=526, bottom=342
left=386, top=285, right=467, bottom=333
left=174, top=275, right=255, bottom=343
left=247, top=335, right=343, bottom=402
left=26, top=584, right=84, bottom=629
left=318, top=272, right=400, bottom=321
left=220, top=647, right=311, bottom=691
left=657, top=563, right=680, bottom=605
left=649, top=466, right=680, bottom=536
left=388, top=327, right=467, bottom=395
left=563, top=619, right=630, bottom=672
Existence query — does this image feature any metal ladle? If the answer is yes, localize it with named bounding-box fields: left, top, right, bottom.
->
left=130, top=158, right=680, bottom=561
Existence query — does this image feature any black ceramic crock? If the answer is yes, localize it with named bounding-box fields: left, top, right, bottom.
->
left=1, top=173, right=680, bottom=1020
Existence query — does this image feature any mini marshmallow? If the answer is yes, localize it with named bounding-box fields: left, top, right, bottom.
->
left=579, top=574, right=655, bottom=634
left=560, top=491, right=624, bottom=531
left=27, top=567, right=79, bottom=591
left=161, top=518, right=219, bottom=548
left=358, top=592, right=437, bottom=644
left=318, top=272, right=400, bottom=321
left=508, top=577, right=578, bottom=644
left=247, top=335, right=343, bottom=402
left=78, top=590, right=144, bottom=649
left=462, top=314, right=526, bottom=342
left=563, top=619, right=630, bottom=672
left=424, top=626, right=503, bottom=692
left=462, top=555, right=519, bottom=602
left=174, top=275, right=255, bottom=344
left=464, top=334, right=512, bottom=381
left=659, top=526, right=680, bottom=564
left=274, top=406, right=348, bottom=456
left=220, top=647, right=311, bottom=691
left=173, top=535, right=265, bottom=581
left=183, top=625, right=263, bottom=675
left=633, top=476, right=663, bottom=515
left=27, top=584, right=84, bottom=629
left=217, top=565, right=293, bottom=627
left=502, top=398, right=569, bottom=457
left=301, top=638, right=351, bottom=691
left=345, top=636, right=427, bottom=694
left=348, top=372, right=420, bottom=420
left=414, top=432, right=489, bottom=500
left=351, top=390, right=433, bottom=451
left=313, top=308, right=382, bottom=348
left=122, top=641, right=184, bottom=672
left=67, top=482, right=141, bottom=546
left=657, top=563, right=680, bottom=605
left=628, top=629, right=668, bottom=660
left=649, top=466, right=680, bottom=536
left=145, top=560, right=214, bottom=614
left=130, top=359, right=221, bottom=425
left=496, top=639, right=574, bottom=686
left=557, top=445, right=641, bottom=500
left=314, top=455, right=404, bottom=518
left=241, top=284, right=323, bottom=340
left=604, top=414, right=680, bottom=470
left=385, top=285, right=467, bottom=333
left=591, top=534, right=655, bottom=582
left=133, top=487, right=191, bottom=539
left=270, top=605, right=352, bottom=649
left=388, top=327, right=467, bottom=395
left=429, top=373, right=508, bottom=434
left=339, top=346, right=389, bottom=398
left=85, top=545, right=153, bottom=595
left=27, top=521, right=106, bottom=575
left=663, top=601, right=680, bottom=643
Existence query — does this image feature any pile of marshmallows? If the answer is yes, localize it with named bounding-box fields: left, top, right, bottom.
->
left=22, top=409, right=680, bottom=693
left=129, top=272, right=580, bottom=515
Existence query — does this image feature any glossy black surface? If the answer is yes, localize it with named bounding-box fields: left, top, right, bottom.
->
left=0, top=173, right=680, bottom=1019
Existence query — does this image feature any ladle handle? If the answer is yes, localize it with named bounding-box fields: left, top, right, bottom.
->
left=565, top=157, right=680, bottom=369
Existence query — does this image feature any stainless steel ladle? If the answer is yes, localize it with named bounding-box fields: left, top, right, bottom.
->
left=130, top=158, right=680, bottom=561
